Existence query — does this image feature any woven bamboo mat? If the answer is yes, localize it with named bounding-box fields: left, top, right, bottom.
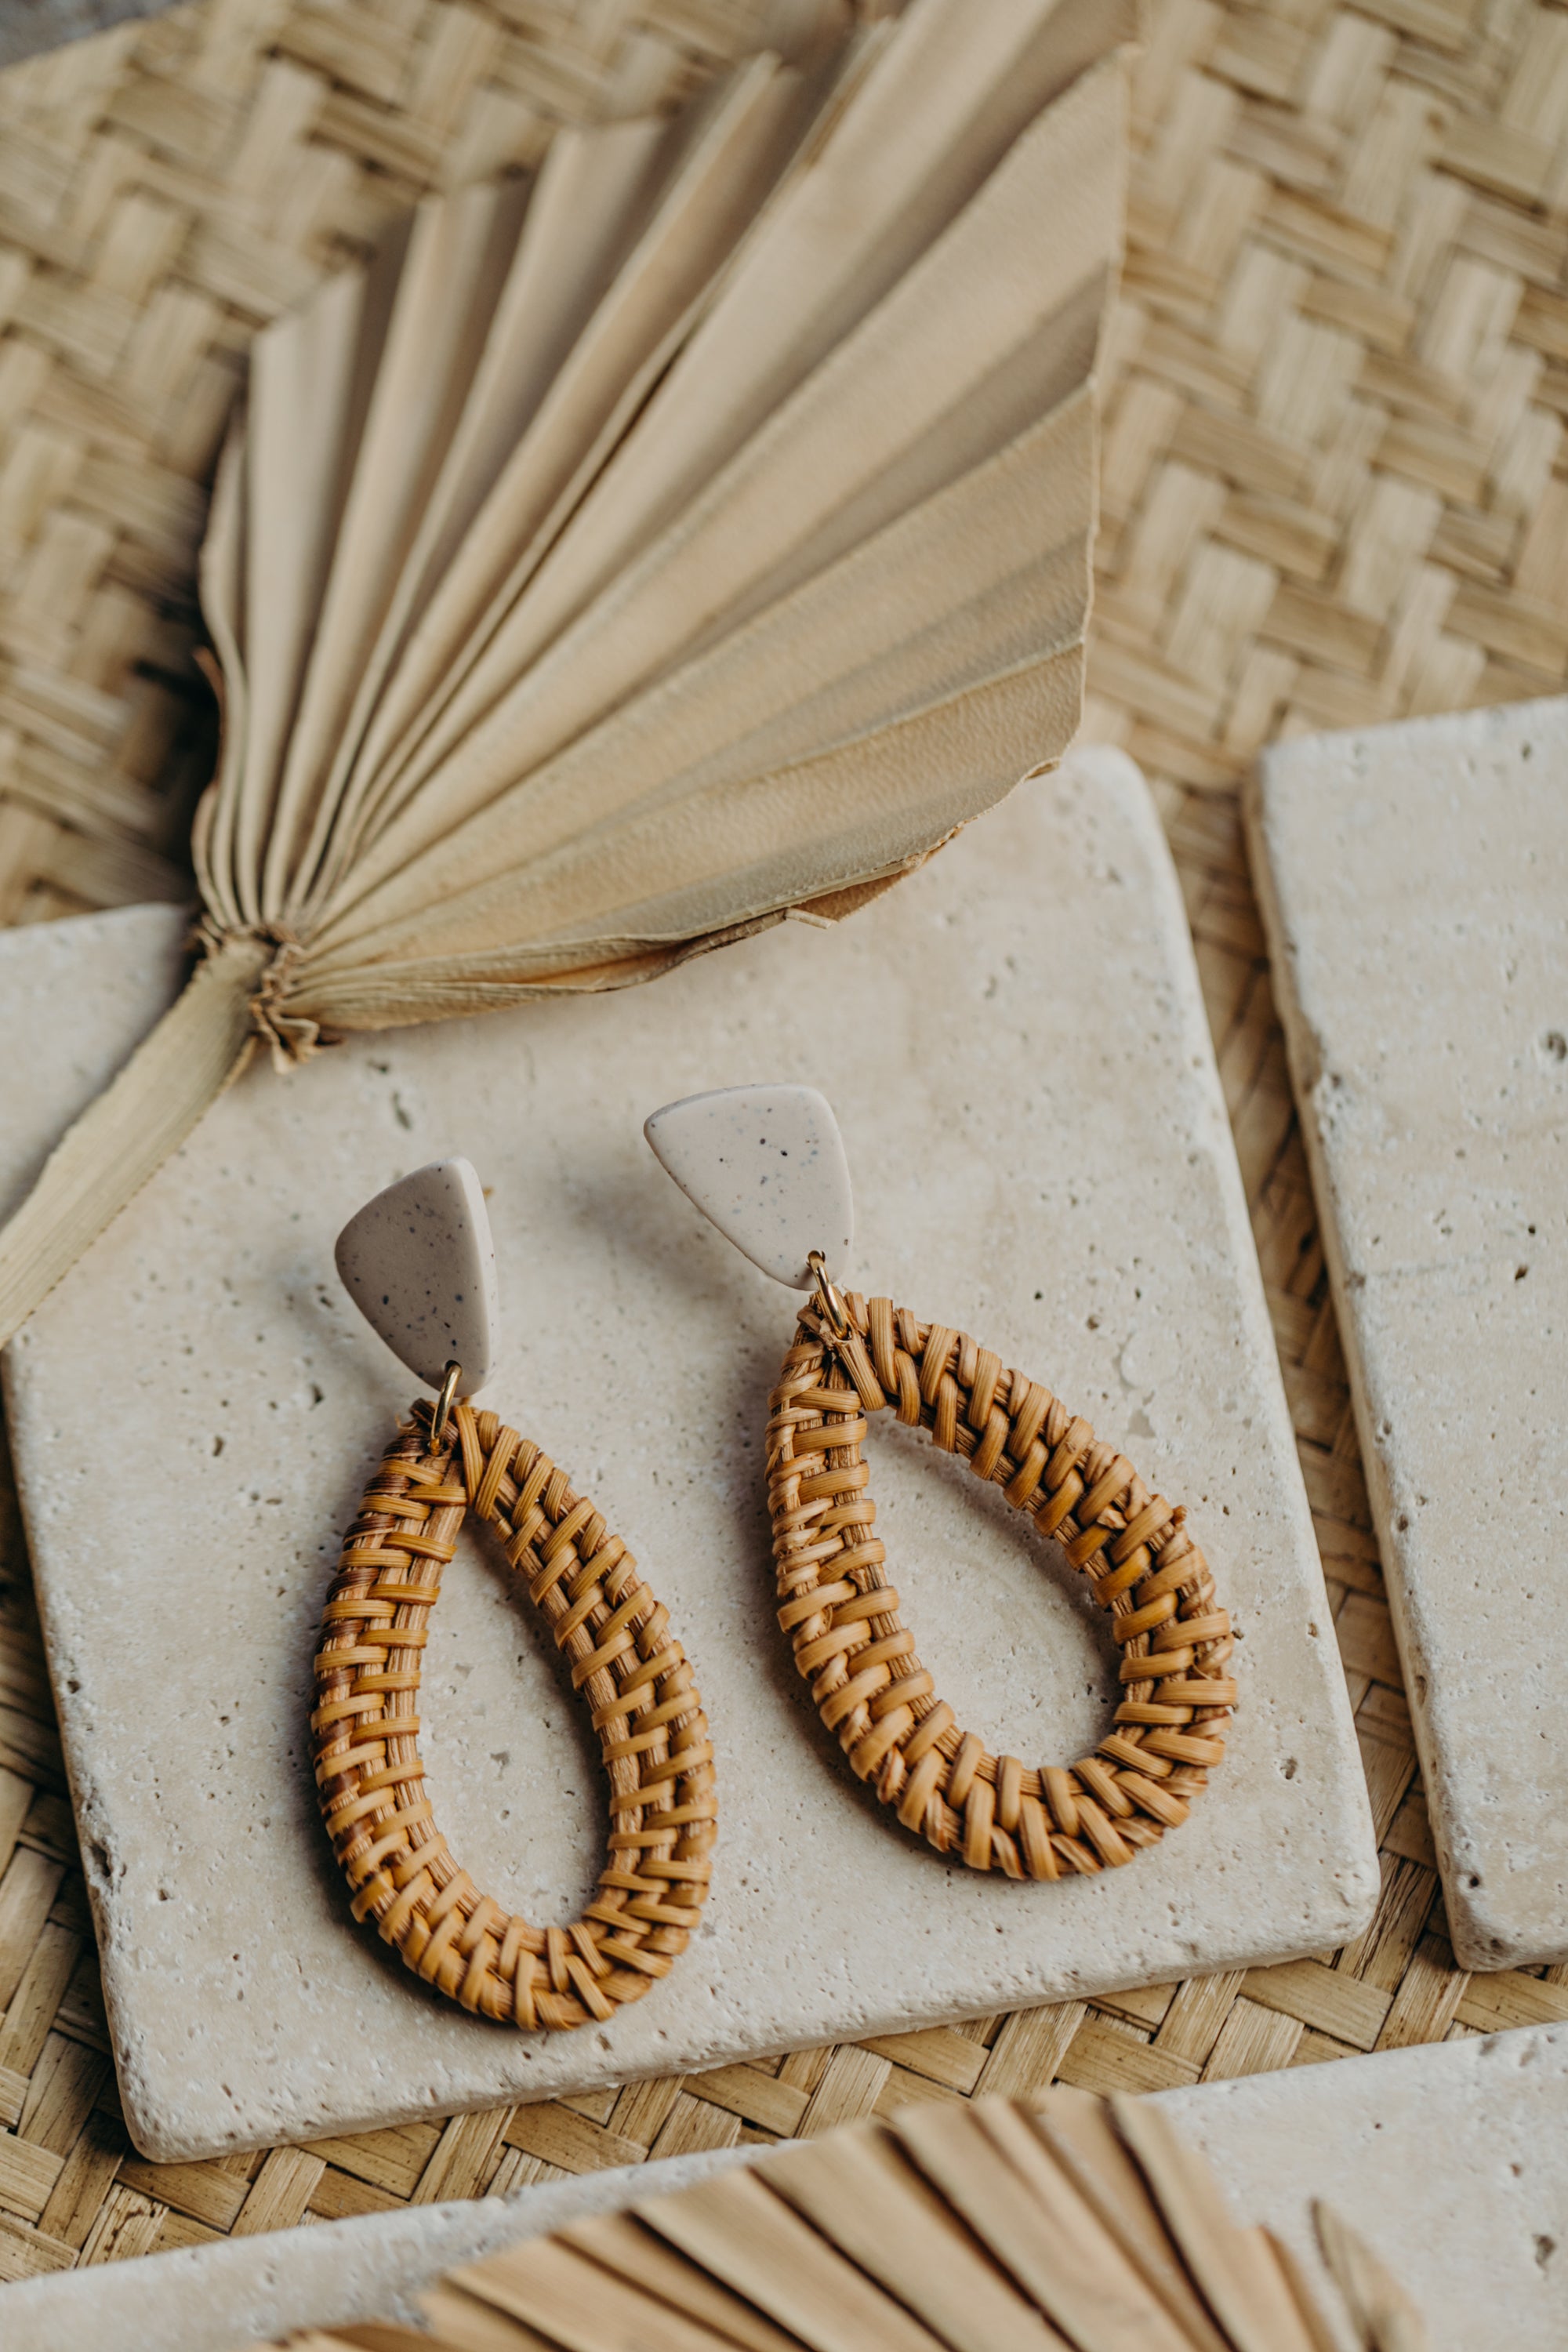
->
left=3, top=0, right=1568, bottom=2286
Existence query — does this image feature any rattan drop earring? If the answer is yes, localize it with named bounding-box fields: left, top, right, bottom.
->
left=645, top=1087, right=1234, bottom=1881
left=310, top=1157, right=716, bottom=2028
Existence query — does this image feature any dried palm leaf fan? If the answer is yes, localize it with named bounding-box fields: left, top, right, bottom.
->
left=0, top=0, right=1131, bottom=1348
left=266, top=2092, right=1428, bottom=2352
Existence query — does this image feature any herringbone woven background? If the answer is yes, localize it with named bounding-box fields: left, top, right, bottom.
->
left=2, top=0, right=1568, bottom=2284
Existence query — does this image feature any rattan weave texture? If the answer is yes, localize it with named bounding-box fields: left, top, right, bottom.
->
left=767, top=1298, right=1232, bottom=1875
left=313, top=1403, right=715, bottom=2029
left=3, top=0, right=1568, bottom=2288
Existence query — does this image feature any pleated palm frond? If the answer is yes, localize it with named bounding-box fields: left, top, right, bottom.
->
left=267, top=2091, right=1428, bottom=2352
left=0, top=0, right=1132, bottom=1345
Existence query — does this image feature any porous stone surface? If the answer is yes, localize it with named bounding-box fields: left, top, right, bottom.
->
left=0, top=2144, right=753, bottom=2352
left=1164, top=2024, right=1568, bottom=2352
left=645, top=1083, right=854, bottom=1290
left=1, top=754, right=1375, bottom=2161
left=335, top=1156, right=499, bottom=1392
left=1250, top=699, right=1568, bottom=1972
left=9, top=2031, right=1564, bottom=2351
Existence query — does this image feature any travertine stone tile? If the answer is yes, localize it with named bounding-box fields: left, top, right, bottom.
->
left=0, top=2146, right=753, bottom=2352
left=1250, top=700, right=1568, bottom=1969
left=1164, top=2024, right=1568, bottom=2352
left=9, top=2031, right=1566, bottom=2351
left=1, top=755, right=1374, bottom=2161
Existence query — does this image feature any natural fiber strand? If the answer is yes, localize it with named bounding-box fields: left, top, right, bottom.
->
left=1313, top=2200, right=1431, bottom=2352
left=767, top=1293, right=1232, bottom=1875
left=1029, top=2088, right=1232, bottom=2352
left=312, top=1399, right=715, bottom=2027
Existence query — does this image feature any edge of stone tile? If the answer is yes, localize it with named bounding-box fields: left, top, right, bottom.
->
left=0, top=2144, right=761, bottom=2352
left=13, top=2027, right=1566, bottom=2351
left=1246, top=719, right=1559, bottom=1975
left=1112, top=744, right=1380, bottom=1948
left=1154, top=2020, right=1568, bottom=2346
left=0, top=0, right=182, bottom=73
left=0, top=900, right=191, bottom=1222
left=0, top=895, right=188, bottom=982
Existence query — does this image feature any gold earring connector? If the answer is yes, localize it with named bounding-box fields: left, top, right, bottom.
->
left=429, top=1359, right=462, bottom=1451
left=808, top=1250, right=851, bottom=1342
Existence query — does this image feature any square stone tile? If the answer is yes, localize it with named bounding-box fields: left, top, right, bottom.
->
left=10, top=2027, right=1566, bottom=2352
left=1166, top=2023, right=1568, bottom=2348
left=1167, top=2022, right=1568, bottom=2350
left=1251, top=700, right=1568, bottom=1970
left=2, top=755, right=1376, bottom=2160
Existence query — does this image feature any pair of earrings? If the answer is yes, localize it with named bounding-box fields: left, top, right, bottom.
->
left=310, top=1088, right=1234, bottom=2030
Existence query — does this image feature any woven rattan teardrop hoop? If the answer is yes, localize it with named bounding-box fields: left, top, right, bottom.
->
left=310, top=1400, right=715, bottom=2027
left=767, top=1294, right=1235, bottom=1876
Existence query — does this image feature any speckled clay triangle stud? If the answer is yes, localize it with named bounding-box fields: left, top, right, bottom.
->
left=334, top=1157, right=499, bottom=1392
left=313, top=1162, right=715, bottom=2031
left=644, top=1084, right=853, bottom=1288
left=646, top=1083, right=1236, bottom=1881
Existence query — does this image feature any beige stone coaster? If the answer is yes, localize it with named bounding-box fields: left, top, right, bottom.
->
left=9, top=2029, right=1565, bottom=2351
left=1250, top=700, right=1568, bottom=1972
left=1165, top=2024, right=1568, bottom=2350
left=1, top=755, right=1375, bottom=2162
left=0, top=2146, right=753, bottom=2352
